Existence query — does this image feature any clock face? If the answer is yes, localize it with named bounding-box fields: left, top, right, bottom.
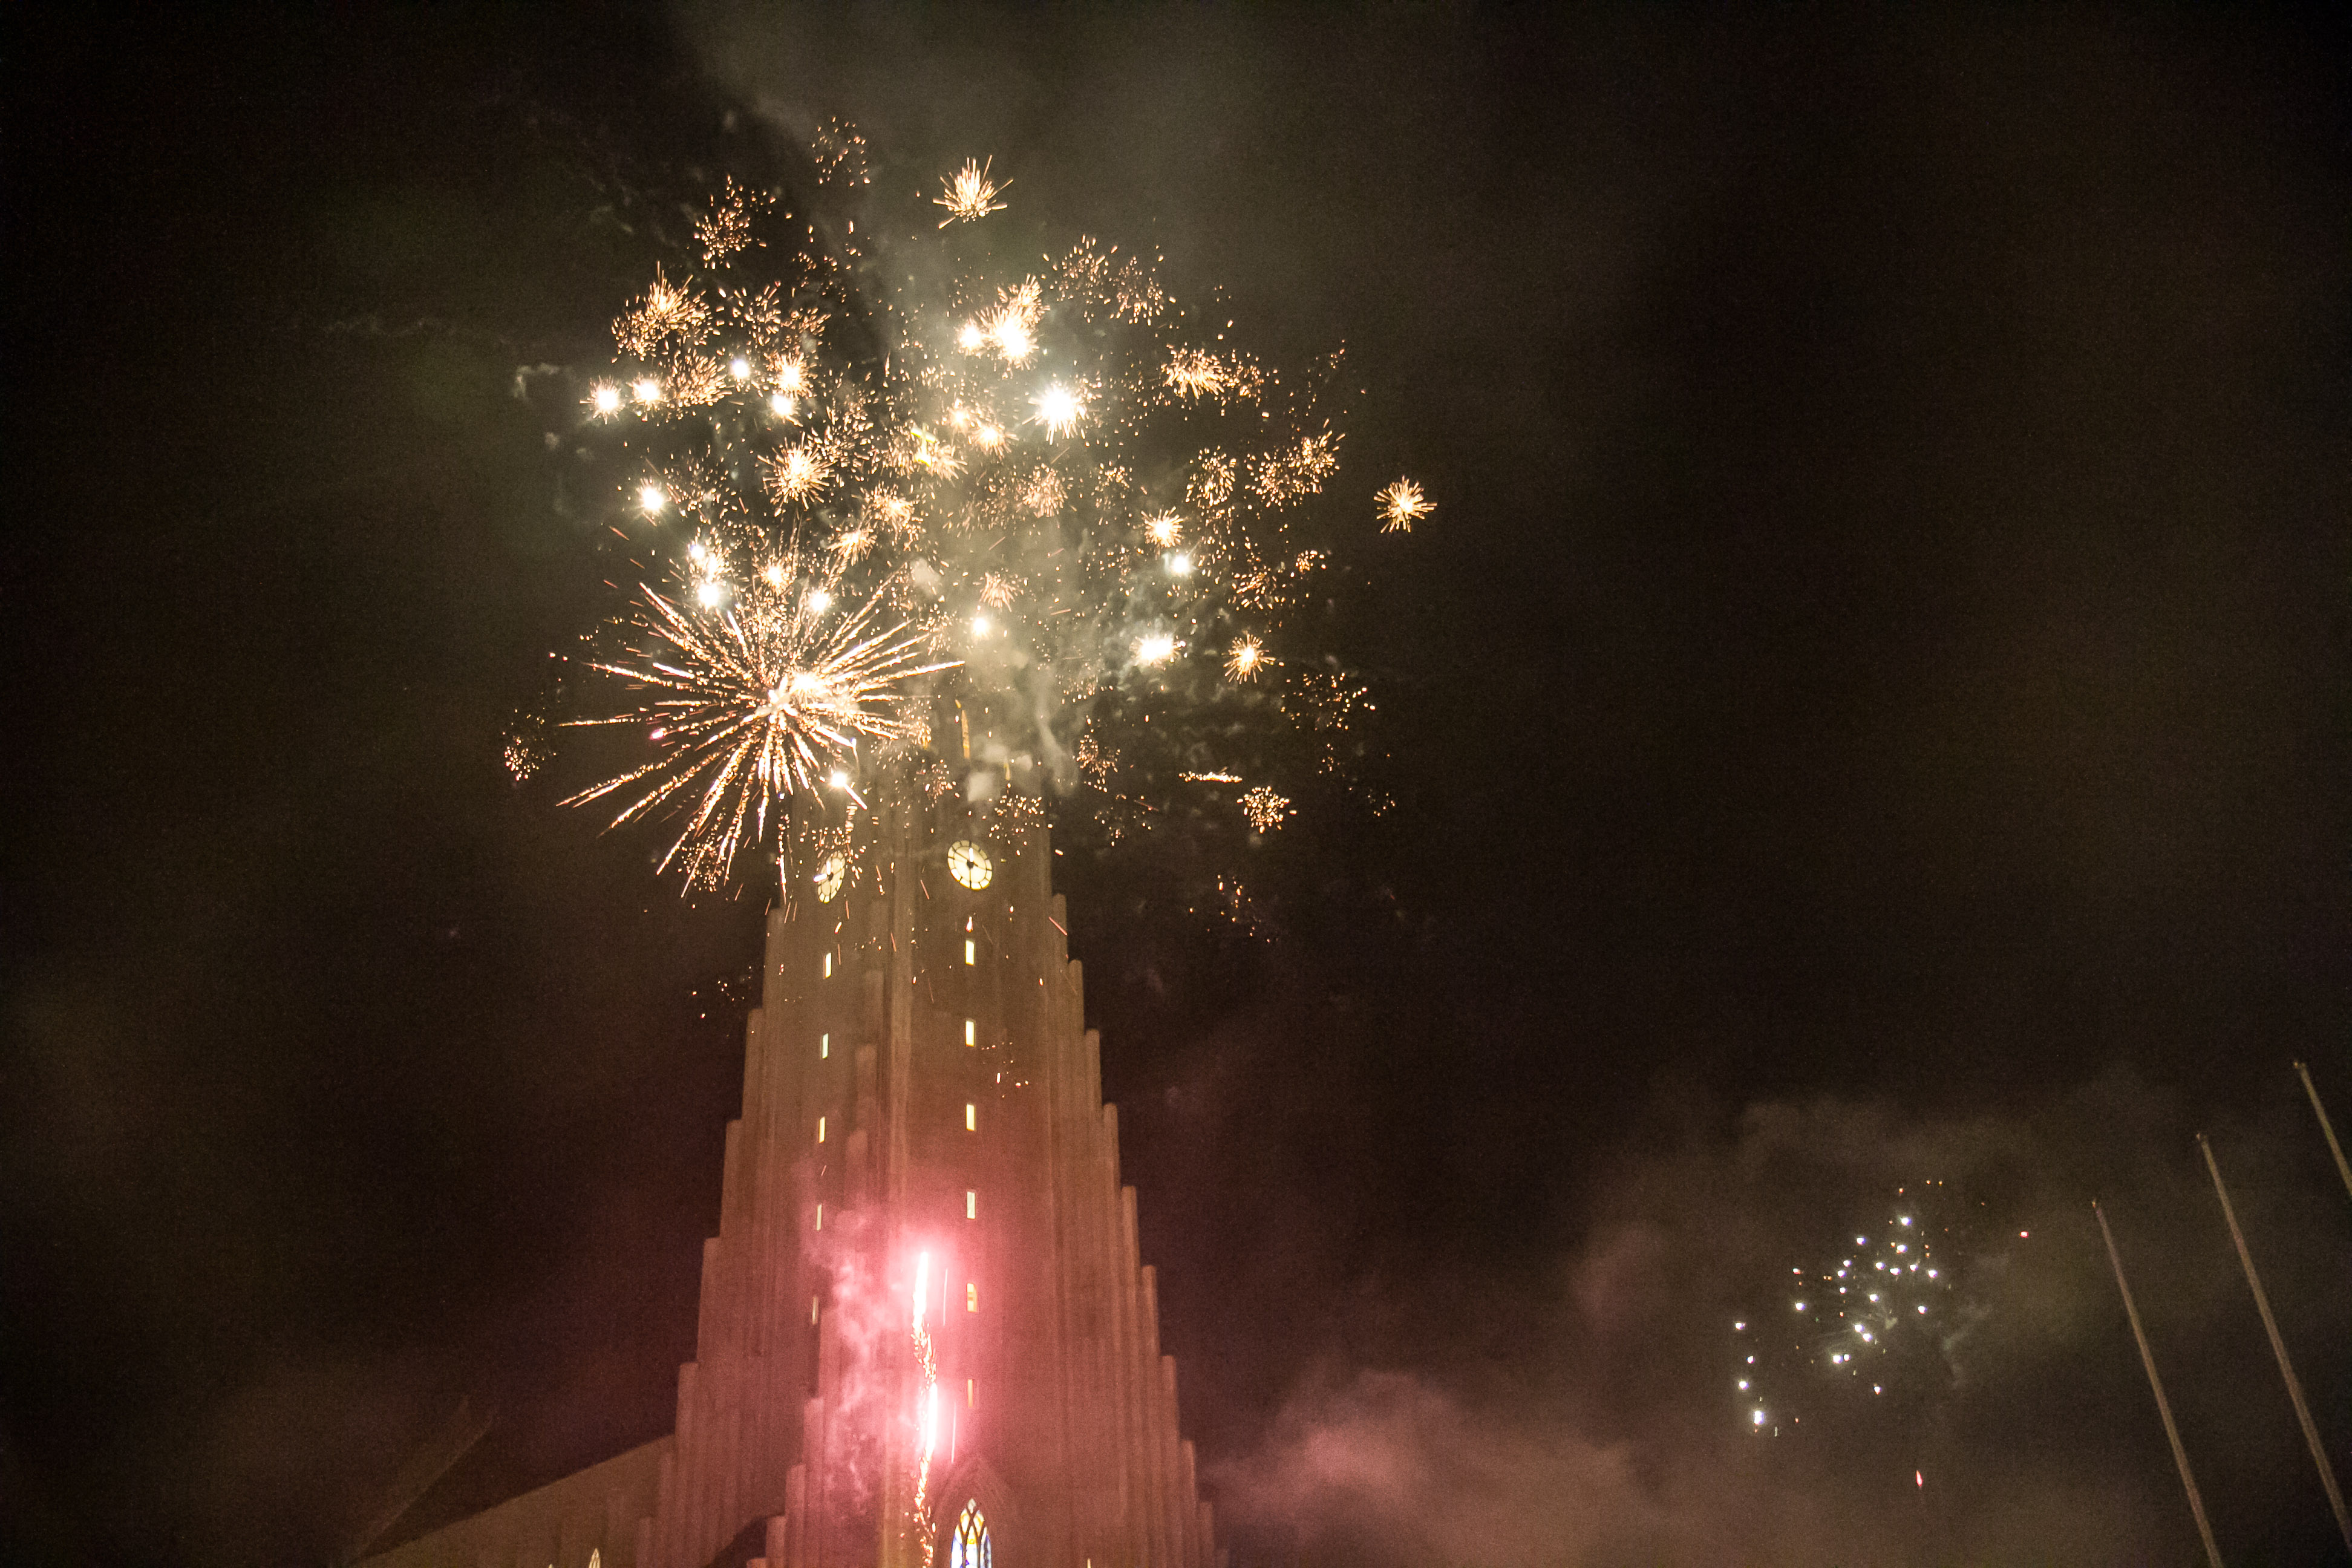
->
left=813, top=853, right=846, bottom=903
left=947, top=840, right=993, bottom=891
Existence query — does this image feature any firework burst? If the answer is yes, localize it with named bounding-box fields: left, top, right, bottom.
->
left=934, top=157, right=1010, bottom=226
left=560, top=146, right=1411, bottom=889
left=562, top=568, right=952, bottom=886
left=1376, top=477, right=1433, bottom=532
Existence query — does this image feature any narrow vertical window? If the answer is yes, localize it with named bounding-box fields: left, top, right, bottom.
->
left=967, top=1282, right=978, bottom=1312
left=963, top=1018, right=976, bottom=1047
left=965, top=1190, right=976, bottom=1220
left=964, top=939, right=976, bottom=965
left=820, top=1032, right=829, bottom=1059
left=811, top=1295, right=821, bottom=1325
left=823, top=953, right=834, bottom=978
left=815, top=1203, right=823, bottom=1230
left=965, top=1103, right=976, bottom=1131
left=967, top=1379, right=976, bottom=1408
left=816, top=1116, right=826, bottom=1143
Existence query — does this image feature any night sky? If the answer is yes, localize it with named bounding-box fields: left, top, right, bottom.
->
left=7, top=7, right=2350, bottom=1564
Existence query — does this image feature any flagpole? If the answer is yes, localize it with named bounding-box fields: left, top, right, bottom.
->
left=2293, top=1060, right=2352, bottom=1205
left=2197, top=1134, right=2352, bottom=1552
left=2094, top=1200, right=2225, bottom=1568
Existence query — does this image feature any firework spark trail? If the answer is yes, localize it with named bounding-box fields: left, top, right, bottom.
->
left=562, top=149, right=1431, bottom=889
left=910, top=1252, right=939, bottom=1568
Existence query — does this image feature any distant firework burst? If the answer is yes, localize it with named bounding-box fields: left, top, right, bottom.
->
left=557, top=142, right=1434, bottom=890
left=1733, top=1181, right=1993, bottom=1439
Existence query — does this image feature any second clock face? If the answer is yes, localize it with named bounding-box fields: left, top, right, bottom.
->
left=814, top=854, right=846, bottom=903
left=947, top=840, right=993, bottom=891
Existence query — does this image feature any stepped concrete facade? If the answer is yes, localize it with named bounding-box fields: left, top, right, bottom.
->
left=365, top=771, right=1220, bottom=1568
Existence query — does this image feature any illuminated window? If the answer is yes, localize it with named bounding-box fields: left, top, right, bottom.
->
left=811, top=1295, right=820, bottom=1325
left=815, top=1203, right=823, bottom=1230
left=965, top=1103, right=976, bottom=1131
left=964, top=1019, right=976, bottom=1047
left=824, top=953, right=834, bottom=978
left=966, top=1282, right=978, bottom=1312
left=949, top=1500, right=989, bottom=1568
left=965, top=1190, right=976, bottom=1220
left=820, top=1032, right=829, bottom=1059
left=817, top=1116, right=826, bottom=1143
left=964, top=939, right=976, bottom=965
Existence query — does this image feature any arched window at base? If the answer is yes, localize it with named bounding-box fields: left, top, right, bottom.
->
left=947, top=1499, right=990, bottom=1568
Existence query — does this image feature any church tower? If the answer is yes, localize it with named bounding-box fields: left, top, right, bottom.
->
left=363, top=751, right=1222, bottom=1568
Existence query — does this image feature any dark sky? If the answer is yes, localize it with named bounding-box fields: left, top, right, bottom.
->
left=6, top=5, right=2350, bottom=1564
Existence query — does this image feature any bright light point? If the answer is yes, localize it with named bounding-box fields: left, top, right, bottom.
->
left=1034, top=385, right=1084, bottom=439
left=806, top=589, right=832, bottom=612
left=769, top=393, right=796, bottom=418
left=1166, top=552, right=1192, bottom=576
left=695, top=581, right=724, bottom=607
left=1857, top=1236, right=1868, bottom=1246
left=1753, top=1411, right=1766, bottom=1426
left=1136, top=633, right=1176, bottom=665
left=639, top=484, right=665, bottom=512
left=972, top=614, right=991, bottom=636
left=828, top=769, right=850, bottom=791
left=729, top=356, right=750, bottom=380
left=1733, top=1321, right=1746, bottom=1331
left=688, top=541, right=708, bottom=562
left=1737, top=1379, right=1749, bottom=1390
left=1795, top=1302, right=1806, bottom=1311
left=1901, top=1217, right=1913, bottom=1226
left=2019, top=1230, right=2029, bottom=1238
left=632, top=377, right=661, bottom=403
left=993, top=317, right=1034, bottom=361
left=591, top=384, right=622, bottom=414
left=1917, top=1304, right=1928, bottom=1314
left=958, top=320, right=987, bottom=353
left=761, top=563, right=785, bottom=587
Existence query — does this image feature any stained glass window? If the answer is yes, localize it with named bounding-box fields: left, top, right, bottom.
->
left=949, top=1501, right=990, bottom=1568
